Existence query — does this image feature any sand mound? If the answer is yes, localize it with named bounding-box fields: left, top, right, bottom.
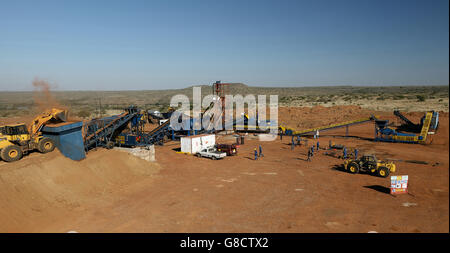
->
left=0, top=149, right=160, bottom=232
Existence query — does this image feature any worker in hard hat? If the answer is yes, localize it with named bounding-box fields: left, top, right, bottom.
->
left=259, top=145, right=264, bottom=157
left=307, top=148, right=312, bottom=162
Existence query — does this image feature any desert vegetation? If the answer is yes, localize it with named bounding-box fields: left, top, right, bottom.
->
left=0, top=84, right=448, bottom=119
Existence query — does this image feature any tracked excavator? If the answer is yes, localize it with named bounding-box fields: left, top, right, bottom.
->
left=0, top=108, right=68, bottom=162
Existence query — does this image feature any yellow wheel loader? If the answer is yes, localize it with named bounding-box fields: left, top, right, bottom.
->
left=0, top=109, right=67, bottom=162
left=343, top=154, right=396, bottom=178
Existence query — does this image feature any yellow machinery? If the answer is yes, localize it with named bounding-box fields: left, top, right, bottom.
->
left=0, top=108, right=67, bottom=162
left=344, top=154, right=396, bottom=178
left=375, top=111, right=438, bottom=144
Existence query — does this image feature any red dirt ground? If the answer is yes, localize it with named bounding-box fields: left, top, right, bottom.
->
left=0, top=106, right=448, bottom=232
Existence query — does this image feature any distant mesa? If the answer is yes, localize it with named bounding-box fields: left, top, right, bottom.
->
left=223, top=83, right=248, bottom=88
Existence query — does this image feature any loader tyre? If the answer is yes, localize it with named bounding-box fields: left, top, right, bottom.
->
left=38, top=137, right=55, bottom=153
left=1, top=145, right=23, bottom=162
left=377, top=166, right=390, bottom=178
left=348, top=162, right=360, bottom=174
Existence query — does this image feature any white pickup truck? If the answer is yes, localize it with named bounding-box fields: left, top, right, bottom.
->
left=196, top=147, right=226, bottom=160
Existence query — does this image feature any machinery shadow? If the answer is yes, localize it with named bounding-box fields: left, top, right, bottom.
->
left=283, top=143, right=305, bottom=148
left=364, top=185, right=391, bottom=194
left=331, top=164, right=346, bottom=172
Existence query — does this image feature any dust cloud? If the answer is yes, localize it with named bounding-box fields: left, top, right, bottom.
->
left=32, top=77, right=64, bottom=112
left=31, top=78, right=82, bottom=121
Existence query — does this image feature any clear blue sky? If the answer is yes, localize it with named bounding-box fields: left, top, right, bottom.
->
left=0, top=0, right=448, bottom=91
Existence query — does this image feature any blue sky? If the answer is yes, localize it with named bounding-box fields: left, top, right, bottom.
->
left=0, top=0, right=448, bottom=90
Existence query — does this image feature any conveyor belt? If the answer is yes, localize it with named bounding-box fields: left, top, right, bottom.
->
left=280, top=116, right=376, bottom=136
left=394, top=110, right=416, bottom=127
left=83, top=111, right=138, bottom=150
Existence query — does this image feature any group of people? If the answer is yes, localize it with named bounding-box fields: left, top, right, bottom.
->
left=290, top=135, right=309, bottom=150
left=253, top=134, right=359, bottom=161
left=342, top=147, right=358, bottom=159
left=306, top=141, right=321, bottom=161
left=254, top=145, right=264, bottom=160
left=287, top=135, right=321, bottom=162
left=287, top=134, right=359, bottom=162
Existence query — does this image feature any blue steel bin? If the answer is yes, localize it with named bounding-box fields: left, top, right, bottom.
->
left=41, top=121, right=86, bottom=161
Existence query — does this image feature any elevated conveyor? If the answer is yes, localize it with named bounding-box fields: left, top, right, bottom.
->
left=83, top=107, right=139, bottom=150
left=114, top=110, right=174, bottom=147
left=394, top=110, right=417, bottom=127
left=280, top=116, right=376, bottom=136
left=394, top=110, right=421, bottom=132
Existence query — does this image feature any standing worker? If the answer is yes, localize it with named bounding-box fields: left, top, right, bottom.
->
left=259, top=145, right=264, bottom=157
left=311, top=146, right=315, bottom=156
left=280, top=131, right=283, bottom=141
left=343, top=147, right=347, bottom=159
left=307, top=148, right=312, bottom=162
left=354, top=148, right=358, bottom=159
left=254, top=148, right=258, bottom=160
left=316, top=141, right=320, bottom=151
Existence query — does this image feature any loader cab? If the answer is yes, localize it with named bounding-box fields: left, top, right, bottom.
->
left=360, top=155, right=377, bottom=170
left=0, top=124, right=29, bottom=136
left=361, top=155, right=377, bottom=163
left=0, top=124, right=30, bottom=144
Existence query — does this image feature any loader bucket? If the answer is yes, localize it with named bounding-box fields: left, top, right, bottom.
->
left=51, top=109, right=68, bottom=122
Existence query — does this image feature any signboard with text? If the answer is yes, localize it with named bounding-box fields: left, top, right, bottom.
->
left=390, top=175, right=408, bottom=195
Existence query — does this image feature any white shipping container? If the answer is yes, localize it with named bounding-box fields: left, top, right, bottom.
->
left=191, top=137, right=202, bottom=154
left=200, top=135, right=215, bottom=148
left=180, top=134, right=216, bottom=154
